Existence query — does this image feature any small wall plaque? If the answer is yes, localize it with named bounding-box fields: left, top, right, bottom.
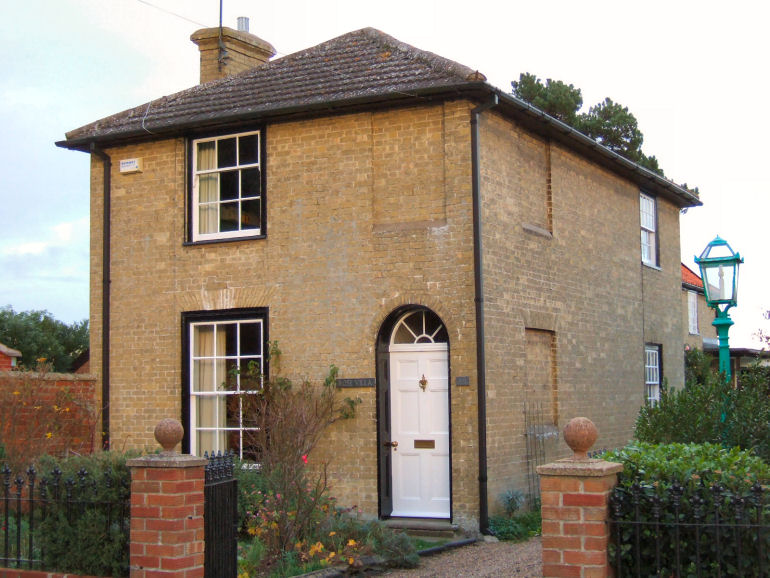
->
left=119, top=158, right=143, bottom=173
left=336, top=378, right=375, bottom=388
left=455, top=376, right=470, bottom=387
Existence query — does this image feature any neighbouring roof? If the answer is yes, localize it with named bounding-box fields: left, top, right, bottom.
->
left=682, top=263, right=704, bottom=290
left=0, top=342, right=21, bottom=358
left=58, top=27, right=700, bottom=208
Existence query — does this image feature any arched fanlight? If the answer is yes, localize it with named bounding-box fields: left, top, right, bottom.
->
left=391, top=310, right=448, bottom=345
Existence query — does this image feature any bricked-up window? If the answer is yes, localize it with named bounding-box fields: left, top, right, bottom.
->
left=640, top=192, right=658, bottom=266
left=183, top=309, right=267, bottom=459
left=645, top=344, right=661, bottom=405
left=192, top=130, right=263, bottom=241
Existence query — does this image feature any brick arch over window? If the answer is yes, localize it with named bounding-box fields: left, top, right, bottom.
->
left=176, top=286, right=277, bottom=312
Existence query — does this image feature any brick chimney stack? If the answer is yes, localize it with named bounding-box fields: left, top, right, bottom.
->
left=190, top=19, right=276, bottom=84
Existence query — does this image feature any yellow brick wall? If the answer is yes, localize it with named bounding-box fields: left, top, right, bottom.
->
left=478, top=110, right=685, bottom=512
left=90, top=102, right=481, bottom=526
left=682, top=289, right=718, bottom=350
left=88, top=100, right=686, bottom=529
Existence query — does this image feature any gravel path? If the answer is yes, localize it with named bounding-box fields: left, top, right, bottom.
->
left=380, top=537, right=542, bottom=577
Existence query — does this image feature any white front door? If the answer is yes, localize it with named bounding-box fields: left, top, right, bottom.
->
left=389, top=346, right=450, bottom=518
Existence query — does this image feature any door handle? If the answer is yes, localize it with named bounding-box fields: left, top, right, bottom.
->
left=383, top=441, right=399, bottom=451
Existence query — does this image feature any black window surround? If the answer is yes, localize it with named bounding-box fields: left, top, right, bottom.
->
left=186, top=126, right=267, bottom=244
left=181, top=308, right=269, bottom=457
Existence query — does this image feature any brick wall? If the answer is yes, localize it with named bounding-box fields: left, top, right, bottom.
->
left=0, top=371, right=97, bottom=463
left=682, top=288, right=717, bottom=350
left=0, top=353, right=16, bottom=371
left=90, top=101, right=480, bottom=525
left=479, top=110, right=685, bottom=509
left=87, top=98, right=685, bottom=530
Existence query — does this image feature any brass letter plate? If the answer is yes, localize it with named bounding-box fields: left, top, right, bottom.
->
left=414, top=440, right=435, bottom=449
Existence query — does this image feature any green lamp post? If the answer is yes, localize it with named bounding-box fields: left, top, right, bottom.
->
left=695, top=235, right=743, bottom=381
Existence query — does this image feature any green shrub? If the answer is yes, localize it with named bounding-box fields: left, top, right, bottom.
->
left=603, top=442, right=770, bottom=576
left=23, top=452, right=132, bottom=577
left=636, top=351, right=770, bottom=461
left=320, top=512, right=418, bottom=569
left=488, top=490, right=541, bottom=542
left=603, top=442, right=770, bottom=488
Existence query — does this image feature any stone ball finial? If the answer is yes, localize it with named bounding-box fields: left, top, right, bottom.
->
left=563, top=417, right=598, bottom=461
left=154, top=418, right=184, bottom=454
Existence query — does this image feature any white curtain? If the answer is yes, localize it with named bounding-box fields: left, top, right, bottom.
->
left=193, top=324, right=227, bottom=454
left=197, top=141, right=218, bottom=234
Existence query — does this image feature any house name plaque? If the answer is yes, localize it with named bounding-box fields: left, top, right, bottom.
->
left=335, top=378, right=375, bottom=388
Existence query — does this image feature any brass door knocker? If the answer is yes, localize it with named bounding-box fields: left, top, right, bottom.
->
left=419, top=374, right=428, bottom=391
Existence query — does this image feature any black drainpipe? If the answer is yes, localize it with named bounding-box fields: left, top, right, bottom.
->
left=89, top=143, right=111, bottom=451
left=471, top=94, right=498, bottom=534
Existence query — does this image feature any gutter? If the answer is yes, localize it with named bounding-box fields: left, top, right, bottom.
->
left=471, top=94, right=498, bottom=534
left=89, top=144, right=111, bottom=451
left=56, top=81, right=699, bottom=209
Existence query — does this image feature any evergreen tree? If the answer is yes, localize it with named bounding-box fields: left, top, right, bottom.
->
left=0, top=306, right=88, bottom=372
left=511, top=73, right=665, bottom=176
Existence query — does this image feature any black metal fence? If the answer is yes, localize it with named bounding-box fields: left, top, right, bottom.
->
left=0, top=463, right=130, bottom=575
left=609, top=481, right=768, bottom=577
left=204, top=451, right=238, bottom=578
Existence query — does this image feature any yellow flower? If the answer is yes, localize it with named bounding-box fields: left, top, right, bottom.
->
left=328, top=531, right=336, bottom=536
left=347, top=539, right=357, bottom=547
left=12, top=391, right=20, bottom=396
left=327, top=552, right=336, bottom=559
left=46, top=432, right=52, bottom=439
left=348, top=557, right=354, bottom=565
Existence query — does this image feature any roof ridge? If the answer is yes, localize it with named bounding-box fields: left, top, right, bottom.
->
left=267, top=27, right=485, bottom=82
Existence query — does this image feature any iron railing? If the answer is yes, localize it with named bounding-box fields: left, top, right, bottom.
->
left=204, top=451, right=238, bottom=578
left=609, top=480, right=768, bottom=577
left=0, top=463, right=130, bottom=575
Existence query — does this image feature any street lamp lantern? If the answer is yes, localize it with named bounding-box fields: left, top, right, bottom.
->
left=695, top=235, right=743, bottom=380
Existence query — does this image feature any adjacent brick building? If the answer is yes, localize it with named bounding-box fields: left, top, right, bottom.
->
left=0, top=342, right=21, bottom=370
left=682, top=263, right=717, bottom=352
left=58, top=25, right=701, bottom=532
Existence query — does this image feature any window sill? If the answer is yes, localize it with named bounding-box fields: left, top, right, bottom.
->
left=522, top=223, right=553, bottom=239
left=184, top=234, right=265, bottom=247
left=642, top=261, right=661, bottom=271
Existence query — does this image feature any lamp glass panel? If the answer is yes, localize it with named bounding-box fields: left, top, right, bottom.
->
left=702, top=264, right=735, bottom=302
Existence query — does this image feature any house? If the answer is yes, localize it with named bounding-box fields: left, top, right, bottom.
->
left=0, top=342, right=21, bottom=370
left=57, top=24, right=701, bottom=532
left=681, top=263, right=718, bottom=353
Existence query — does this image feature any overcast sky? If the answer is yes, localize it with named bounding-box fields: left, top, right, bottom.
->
left=0, top=0, right=767, bottom=348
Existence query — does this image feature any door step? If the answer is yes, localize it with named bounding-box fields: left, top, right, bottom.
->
left=383, top=518, right=463, bottom=540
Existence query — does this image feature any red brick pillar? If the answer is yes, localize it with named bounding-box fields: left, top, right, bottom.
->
left=127, top=419, right=208, bottom=578
left=536, top=417, right=623, bottom=578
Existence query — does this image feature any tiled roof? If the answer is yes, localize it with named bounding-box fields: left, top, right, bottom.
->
left=0, top=342, right=21, bottom=358
left=681, top=263, right=704, bottom=288
left=59, top=27, right=700, bottom=208
left=63, top=28, right=484, bottom=144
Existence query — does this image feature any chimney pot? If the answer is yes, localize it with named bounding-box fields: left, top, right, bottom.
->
left=237, top=17, right=249, bottom=32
